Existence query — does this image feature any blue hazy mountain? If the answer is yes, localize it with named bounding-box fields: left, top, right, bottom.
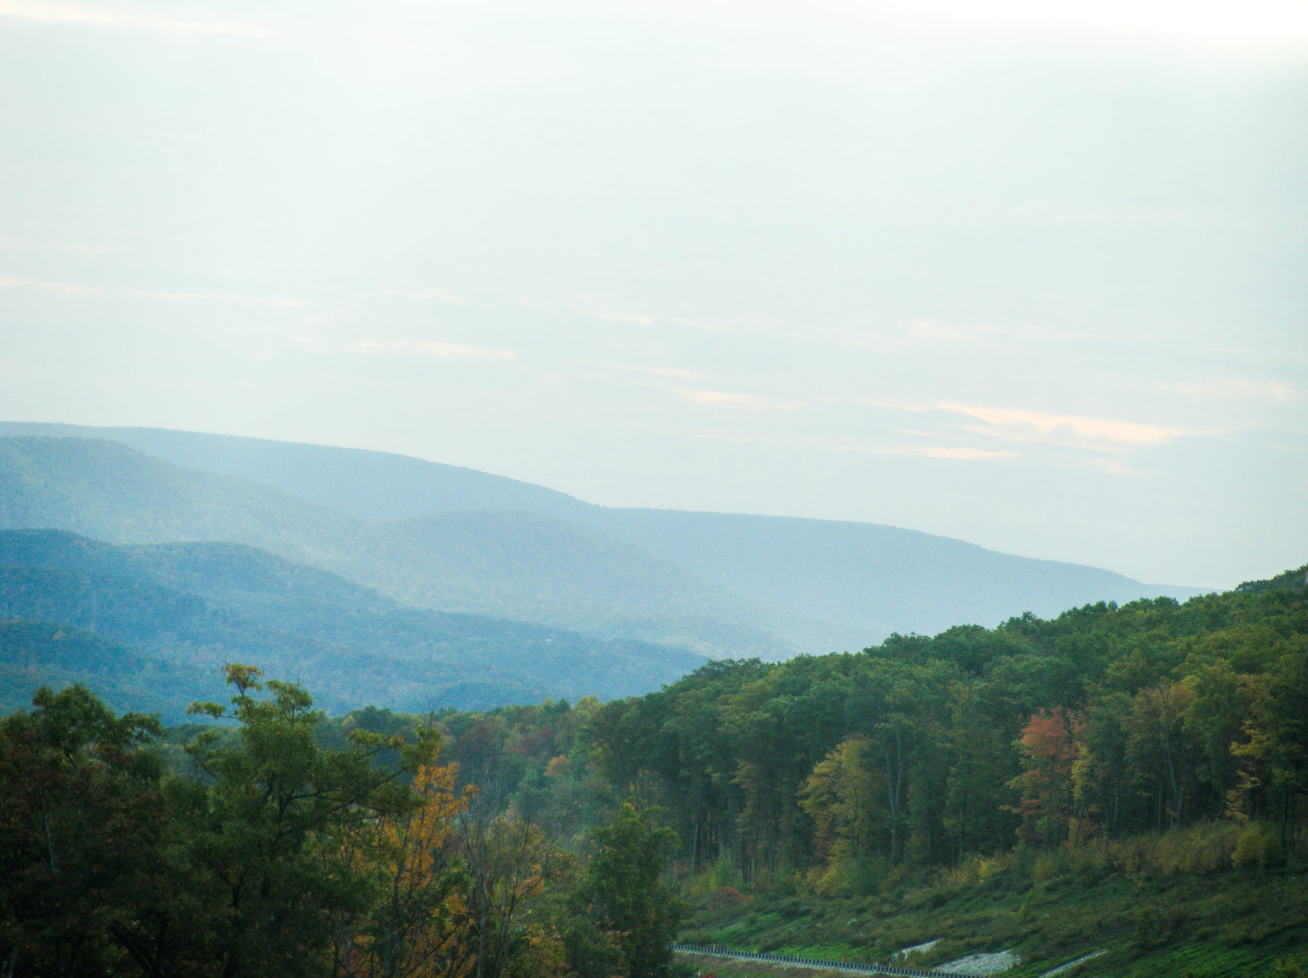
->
left=0, top=436, right=791, bottom=656
left=0, top=424, right=1202, bottom=659
left=0, top=528, right=707, bottom=718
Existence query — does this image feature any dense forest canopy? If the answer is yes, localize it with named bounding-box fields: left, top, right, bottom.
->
left=0, top=666, right=684, bottom=978
left=433, top=565, right=1308, bottom=886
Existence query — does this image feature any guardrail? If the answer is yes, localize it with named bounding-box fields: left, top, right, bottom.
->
left=672, top=943, right=972, bottom=978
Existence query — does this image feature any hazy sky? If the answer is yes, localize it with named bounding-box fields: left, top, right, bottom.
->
left=2, top=0, right=1305, bottom=588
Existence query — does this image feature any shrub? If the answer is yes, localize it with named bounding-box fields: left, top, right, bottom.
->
left=1233, top=823, right=1283, bottom=870
left=1031, top=855, right=1059, bottom=882
left=1148, top=822, right=1236, bottom=875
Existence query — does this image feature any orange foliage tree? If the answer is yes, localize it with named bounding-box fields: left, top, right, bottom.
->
left=1009, top=707, right=1084, bottom=846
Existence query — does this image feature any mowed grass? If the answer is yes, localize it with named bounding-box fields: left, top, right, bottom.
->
left=679, top=860, right=1308, bottom=978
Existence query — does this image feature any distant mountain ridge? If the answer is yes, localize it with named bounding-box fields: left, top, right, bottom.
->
left=0, top=421, right=589, bottom=521
left=0, top=422, right=1203, bottom=650
left=0, top=436, right=790, bottom=656
left=580, top=507, right=1198, bottom=640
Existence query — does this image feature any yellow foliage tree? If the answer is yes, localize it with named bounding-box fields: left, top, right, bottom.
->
left=338, top=754, right=475, bottom=978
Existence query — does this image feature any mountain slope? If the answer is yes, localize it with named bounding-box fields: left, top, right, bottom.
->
left=0, top=438, right=793, bottom=656
left=0, top=421, right=588, bottom=521
left=0, top=618, right=223, bottom=719
left=580, top=508, right=1200, bottom=640
left=0, top=529, right=708, bottom=717
left=0, top=424, right=1205, bottom=648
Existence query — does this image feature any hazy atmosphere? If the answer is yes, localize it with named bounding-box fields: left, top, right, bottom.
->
left=3, top=0, right=1306, bottom=588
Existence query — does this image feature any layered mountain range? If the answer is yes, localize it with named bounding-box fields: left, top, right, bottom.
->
left=0, top=422, right=1204, bottom=715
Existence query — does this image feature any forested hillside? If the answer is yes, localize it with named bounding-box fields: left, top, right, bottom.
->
left=428, top=564, right=1306, bottom=874
left=422, top=564, right=1308, bottom=975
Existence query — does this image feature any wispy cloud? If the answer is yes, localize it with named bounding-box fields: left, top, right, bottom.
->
left=830, top=396, right=1211, bottom=455
left=675, top=388, right=807, bottom=410
left=350, top=339, right=515, bottom=360
left=123, top=288, right=308, bottom=309
left=1157, top=377, right=1300, bottom=403
left=0, top=0, right=270, bottom=39
left=646, top=366, right=702, bottom=382
left=595, top=311, right=657, bottom=326
left=940, top=402, right=1190, bottom=450
left=1, top=275, right=307, bottom=308
left=0, top=275, right=99, bottom=296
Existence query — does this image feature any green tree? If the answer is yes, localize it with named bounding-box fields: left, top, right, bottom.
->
left=178, top=665, right=432, bottom=978
left=0, top=686, right=166, bottom=978
left=568, top=802, right=684, bottom=978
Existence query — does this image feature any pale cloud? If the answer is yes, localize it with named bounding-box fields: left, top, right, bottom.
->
left=0, top=0, right=270, bottom=39
left=0, top=275, right=309, bottom=308
left=350, top=339, right=515, bottom=361
left=0, top=275, right=100, bottom=296
left=675, top=388, right=807, bottom=410
left=939, top=402, right=1190, bottom=450
left=831, top=396, right=1207, bottom=454
left=818, top=394, right=931, bottom=412
left=123, top=288, right=309, bottom=309
left=595, top=312, right=657, bottom=326
left=1158, top=377, right=1300, bottom=403
left=645, top=366, right=703, bottom=382
left=836, top=443, right=1020, bottom=461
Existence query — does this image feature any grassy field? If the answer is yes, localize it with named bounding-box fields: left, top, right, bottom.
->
left=678, top=854, right=1308, bottom=977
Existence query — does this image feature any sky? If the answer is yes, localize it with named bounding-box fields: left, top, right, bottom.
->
left=1, top=0, right=1305, bottom=588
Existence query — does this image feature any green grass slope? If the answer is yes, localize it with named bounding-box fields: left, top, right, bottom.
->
left=679, top=853, right=1308, bottom=978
